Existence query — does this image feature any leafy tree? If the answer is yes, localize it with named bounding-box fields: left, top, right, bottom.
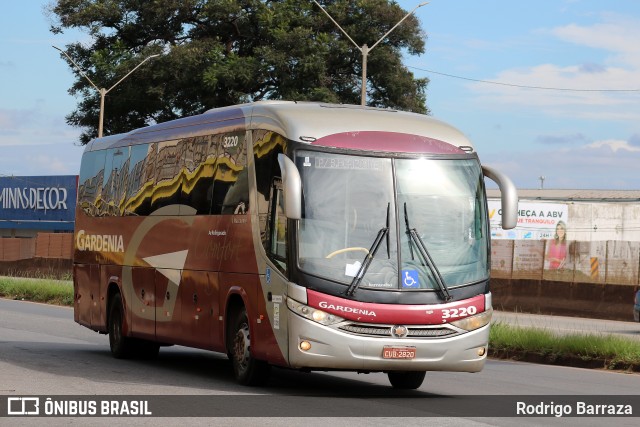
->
left=48, top=0, right=429, bottom=144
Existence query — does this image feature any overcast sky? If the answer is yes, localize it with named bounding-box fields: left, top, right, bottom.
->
left=2, top=0, right=640, bottom=189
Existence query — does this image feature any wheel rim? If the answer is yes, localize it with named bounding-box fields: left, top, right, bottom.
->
left=110, top=306, right=122, bottom=348
left=233, top=322, right=251, bottom=373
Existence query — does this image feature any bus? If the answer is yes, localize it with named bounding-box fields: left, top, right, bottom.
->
left=73, top=101, right=518, bottom=389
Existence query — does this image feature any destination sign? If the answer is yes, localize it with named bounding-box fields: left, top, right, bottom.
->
left=312, top=157, right=384, bottom=170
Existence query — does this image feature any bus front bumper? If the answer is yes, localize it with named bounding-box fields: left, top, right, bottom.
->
left=287, top=312, right=490, bottom=372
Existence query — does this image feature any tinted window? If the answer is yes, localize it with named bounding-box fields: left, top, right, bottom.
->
left=253, top=130, right=288, bottom=271
left=211, top=131, right=249, bottom=215
left=180, top=135, right=217, bottom=215
left=78, top=150, right=106, bottom=216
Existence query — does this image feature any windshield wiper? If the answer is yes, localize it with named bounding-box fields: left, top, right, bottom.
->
left=404, top=203, right=452, bottom=302
left=345, top=203, right=390, bottom=297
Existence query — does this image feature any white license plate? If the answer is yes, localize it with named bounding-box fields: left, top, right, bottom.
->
left=382, top=346, right=416, bottom=359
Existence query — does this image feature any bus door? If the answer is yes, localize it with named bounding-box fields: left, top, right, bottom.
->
left=253, top=178, right=290, bottom=363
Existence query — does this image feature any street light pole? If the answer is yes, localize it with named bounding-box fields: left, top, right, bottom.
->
left=312, top=1, right=428, bottom=106
left=53, top=46, right=159, bottom=138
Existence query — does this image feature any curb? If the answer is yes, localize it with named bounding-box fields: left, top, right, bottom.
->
left=489, top=348, right=640, bottom=373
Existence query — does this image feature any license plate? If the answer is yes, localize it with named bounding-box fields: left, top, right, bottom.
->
left=382, top=346, right=416, bottom=359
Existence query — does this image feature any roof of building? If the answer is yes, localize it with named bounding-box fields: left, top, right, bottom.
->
left=486, top=188, right=640, bottom=202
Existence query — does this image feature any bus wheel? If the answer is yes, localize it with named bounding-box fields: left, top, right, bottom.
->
left=387, top=371, right=426, bottom=389
left=108, top=293, right=135, bottom=359
left=228, top=307, right=271, bottom=386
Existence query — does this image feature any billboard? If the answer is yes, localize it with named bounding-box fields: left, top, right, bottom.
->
left=488, top=201, right=568, bottom=240
left=0, top=175, right=78, bottom=231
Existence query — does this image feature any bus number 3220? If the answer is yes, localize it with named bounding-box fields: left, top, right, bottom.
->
left=441, top=306, right=477, bottom=320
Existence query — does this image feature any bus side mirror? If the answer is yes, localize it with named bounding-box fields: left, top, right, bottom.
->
left=277, top=154, right=302, bottom=220
left=482, top=165, right=518, bottom=229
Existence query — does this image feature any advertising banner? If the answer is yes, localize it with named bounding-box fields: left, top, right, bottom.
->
left=0, top=176, right=77, bottom=230
left=489, top=201, right=568, bottom=240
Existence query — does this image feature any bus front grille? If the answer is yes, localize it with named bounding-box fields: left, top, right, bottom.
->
left=338, top=323, right=458, bottom=339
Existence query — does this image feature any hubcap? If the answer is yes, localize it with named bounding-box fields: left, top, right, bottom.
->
left=233, top=323, right=250, bottom=371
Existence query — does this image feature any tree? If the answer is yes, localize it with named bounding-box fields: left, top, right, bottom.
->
left=48, top=0, right=429, bottom=144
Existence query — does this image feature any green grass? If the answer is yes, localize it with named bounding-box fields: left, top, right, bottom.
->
left=490, top=321, right=640, bottom=370
left=0, top=276, right=73, bottom=306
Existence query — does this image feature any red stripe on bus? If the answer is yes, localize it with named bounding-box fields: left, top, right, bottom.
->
left=306, top=290, right=485, bottom=325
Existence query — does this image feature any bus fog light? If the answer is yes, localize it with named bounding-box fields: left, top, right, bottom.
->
left=477, top=347, right=486, bottom=357
left=300, top=341, right=312, bottom=351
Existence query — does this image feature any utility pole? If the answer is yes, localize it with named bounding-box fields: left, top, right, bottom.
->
left=53, top=46, right=159, bottom=138
left=539, top=176, right=546, bottom=190
left=312, top=1, right=428, bottom=106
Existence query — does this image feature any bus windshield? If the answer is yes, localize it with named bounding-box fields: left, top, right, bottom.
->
left=296, top=151, right=489, bottom=291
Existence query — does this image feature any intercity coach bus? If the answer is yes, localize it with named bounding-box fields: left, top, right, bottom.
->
left=73, top=101, right=517, bottom=389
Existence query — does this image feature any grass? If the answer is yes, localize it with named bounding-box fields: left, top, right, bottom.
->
left=0, top=276, right=73, bottom=306
left=490, top=321, right=640, bottom=371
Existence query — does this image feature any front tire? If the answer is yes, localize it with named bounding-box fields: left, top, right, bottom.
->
left=387, top=371, right=426, bottom=389
left=228, top=307, right=271, bottom=386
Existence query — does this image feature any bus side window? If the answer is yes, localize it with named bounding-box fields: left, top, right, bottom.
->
left=150, top=139, right=183, bottom=214
left=211, top=131, right=249, bottom=215
left=101, top=147, right=129, bottom=216
left=267, top=179, right=287, bottom=273
left=180, top=135, right=216, bottom=215
left=122, top=143, right=154, bottom=216
left=78, top=150, right=106, bottom=217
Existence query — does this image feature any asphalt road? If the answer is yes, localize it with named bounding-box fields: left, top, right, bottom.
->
left=1, top=298, right=639, bottom=426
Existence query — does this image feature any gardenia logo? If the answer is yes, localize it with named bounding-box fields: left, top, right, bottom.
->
left=76, top=230, right=124, bottom=253
left=318, top=301, right=376, bottom=317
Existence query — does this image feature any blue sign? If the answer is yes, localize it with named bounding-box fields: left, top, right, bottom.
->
left=0, top=175, right=78, bottom=230
left=402, top=269, right=420, bottom=288
left=265, top=267, right=271, bottom=285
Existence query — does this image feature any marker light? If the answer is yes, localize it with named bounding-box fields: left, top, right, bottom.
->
left=477, top=347, right=486, bottom=357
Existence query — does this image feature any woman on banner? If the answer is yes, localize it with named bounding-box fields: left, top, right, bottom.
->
left=546, top=220, right=567, bottom=269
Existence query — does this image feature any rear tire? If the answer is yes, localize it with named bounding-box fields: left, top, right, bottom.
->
left=387, top=371, right=426, bottom=389
left=228, top=307, right=271, bottom=386
left=108, top=293, right=135, bottom=359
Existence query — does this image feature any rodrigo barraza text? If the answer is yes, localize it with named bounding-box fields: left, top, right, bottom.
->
left=516, top=401, right=632, bottom=417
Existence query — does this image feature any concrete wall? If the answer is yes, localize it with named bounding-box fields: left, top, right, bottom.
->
left=490, top=239, right=639, bottom=321
left=568, top=202, right=640, bottom=242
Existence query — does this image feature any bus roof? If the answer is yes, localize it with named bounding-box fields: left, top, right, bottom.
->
left=84, top=101, right=474, bottom=153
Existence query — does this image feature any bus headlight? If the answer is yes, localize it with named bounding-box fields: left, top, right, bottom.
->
left=450, top=308, right=493, bottom=331
left=286, top=298, right=344, bottom=326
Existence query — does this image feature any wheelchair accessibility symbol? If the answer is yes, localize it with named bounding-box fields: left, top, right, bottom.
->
left=402, top=270, right=419, bottom=288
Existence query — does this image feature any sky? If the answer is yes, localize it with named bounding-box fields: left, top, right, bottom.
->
left=1, top=0, right=640, bottom=189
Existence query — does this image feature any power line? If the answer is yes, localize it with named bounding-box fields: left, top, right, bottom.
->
left=410, top=66, right=640, bottom=93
